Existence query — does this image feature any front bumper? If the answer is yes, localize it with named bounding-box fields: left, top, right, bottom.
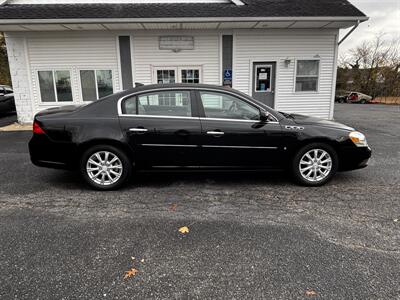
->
left=338, top=146, right=372, bottom=171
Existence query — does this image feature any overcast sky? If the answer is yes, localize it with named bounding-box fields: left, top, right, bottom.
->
left=339, top=0, right=400, bottom=54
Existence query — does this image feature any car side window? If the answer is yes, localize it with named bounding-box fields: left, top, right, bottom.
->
left=200, top=91, right=260, bottom=120
left=122, top=90, right=192, bottom=117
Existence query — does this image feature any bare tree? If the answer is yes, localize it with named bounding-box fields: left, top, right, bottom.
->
left=338, top=33, right=400, bottom=97
left=0, top=32, right=11, bottom=86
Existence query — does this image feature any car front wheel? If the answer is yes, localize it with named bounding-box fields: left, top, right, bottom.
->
left=80, top=145, right=132, bottom=190
left=292, top=143, right=338, bottom=186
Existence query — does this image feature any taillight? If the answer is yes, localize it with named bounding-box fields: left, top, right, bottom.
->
left=33, top=121, right=45, bottom=135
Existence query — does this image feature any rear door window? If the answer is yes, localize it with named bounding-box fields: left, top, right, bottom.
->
left=122, top=90, right=192, bottom=117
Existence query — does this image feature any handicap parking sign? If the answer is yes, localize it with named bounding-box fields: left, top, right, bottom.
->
left=224, top=69, right=232, bottom=81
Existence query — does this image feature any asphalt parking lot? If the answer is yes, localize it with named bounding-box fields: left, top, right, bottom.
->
left=0, top=104, right=399, bottom=299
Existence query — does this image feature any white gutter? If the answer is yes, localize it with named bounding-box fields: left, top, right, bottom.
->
left=338, top=20, right=360, bottom=45
left=0, top=16, right=369, bottom=25
left=0, top=0, right=9, bottom=6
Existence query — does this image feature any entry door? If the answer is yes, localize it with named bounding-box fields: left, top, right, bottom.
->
left=197, top=90, right=283, bottom=167
left=252, top=62, right=276, bottom=108
left=154, top=67, right=201, bottom=84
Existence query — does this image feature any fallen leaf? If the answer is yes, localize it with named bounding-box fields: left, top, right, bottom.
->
left=178, top=226, right=189, bottom=234
left=124, top=268, right=138, bottom=279
left=170, top=203, right=177, bottom=211
left=394, top=219, right=398, bottom=223
left=131, top=257, right=135, bottom=261
left=140, top=258, right=145, bottom=263
left=305, top=289, right=318, bottom=297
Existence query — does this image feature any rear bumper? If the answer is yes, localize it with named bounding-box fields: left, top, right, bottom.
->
left=29, top=134, right=77, bottom=170
left=338, top=146, right=372, bottom=171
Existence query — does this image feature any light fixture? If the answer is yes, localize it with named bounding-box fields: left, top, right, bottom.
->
left=284, top=58, right=291, bottom=67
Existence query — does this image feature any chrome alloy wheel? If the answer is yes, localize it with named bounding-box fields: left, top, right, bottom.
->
left=299, top=149, right=332, bottom=182
left=86, top=151, right=123, bottom=186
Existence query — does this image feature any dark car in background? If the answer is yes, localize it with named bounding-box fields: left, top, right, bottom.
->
left=0, top=85, right=16, bottom=114
left=29, top=84, right=372, bottom=190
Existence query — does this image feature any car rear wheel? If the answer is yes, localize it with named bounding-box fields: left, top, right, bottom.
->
left=292, top=143, right=338, bottom=186
left=80, top=145, right=132, bottom=190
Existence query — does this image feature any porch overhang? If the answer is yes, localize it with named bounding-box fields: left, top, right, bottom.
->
left=0, top=16, right=368, bottom=31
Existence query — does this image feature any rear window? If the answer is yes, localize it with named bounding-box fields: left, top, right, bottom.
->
left=122, top=90, right=192, bottom=117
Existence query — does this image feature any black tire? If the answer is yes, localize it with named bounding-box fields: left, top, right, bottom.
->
left=291, top=143, right=338, bottom=186
left=80, top=145, right=132, bottom=191
left=360, top=99, right=367, bottom=104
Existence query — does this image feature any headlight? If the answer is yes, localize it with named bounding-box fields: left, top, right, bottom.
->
left=349, top=131, right=368, bottom=147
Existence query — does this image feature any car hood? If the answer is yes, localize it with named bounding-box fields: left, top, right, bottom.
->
left=286, top=113, right=354, bottom=131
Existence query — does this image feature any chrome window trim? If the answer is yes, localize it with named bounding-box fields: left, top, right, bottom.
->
left=203, top=145, right=278, bottom=149
left=139, top=144, right=278, bottom=150
left=117, top=86, right=280, bottom=123
left=141, top=144, right=198, bottom=148
left=122, top=114, right=198, bottom=120
left=200, top=117, right=279, bottom=124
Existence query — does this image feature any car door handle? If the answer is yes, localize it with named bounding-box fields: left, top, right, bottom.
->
left=129, top=128, right=148, bottom=132
left=207, top=131, right=225, bottom=136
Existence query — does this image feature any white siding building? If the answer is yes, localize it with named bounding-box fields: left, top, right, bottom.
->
left=0, top=0, right=367, bottom=123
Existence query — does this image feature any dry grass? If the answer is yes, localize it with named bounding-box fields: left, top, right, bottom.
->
left=371, top=97, right=400, bottom=105
left=0, top=122, right=32, bottom=132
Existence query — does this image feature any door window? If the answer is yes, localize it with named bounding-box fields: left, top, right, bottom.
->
left=255, top=65, right=272, bottom=92
left=200, top=91, right=260, bottom=120
left=122, top=90, right=192, bottom=117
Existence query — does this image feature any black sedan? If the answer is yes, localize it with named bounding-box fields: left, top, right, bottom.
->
left=29, top=84, right=371, bottom=190
left=0, top=85, right=16, bottom=114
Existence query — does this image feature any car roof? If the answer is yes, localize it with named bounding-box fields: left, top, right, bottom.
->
left=122, top=83, right=236, bottom=94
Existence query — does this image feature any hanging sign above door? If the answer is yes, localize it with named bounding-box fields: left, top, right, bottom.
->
left=159, top=36, right=195, bottom=52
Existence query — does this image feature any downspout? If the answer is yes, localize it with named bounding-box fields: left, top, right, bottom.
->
left=338, top=20, right=360, bottom=45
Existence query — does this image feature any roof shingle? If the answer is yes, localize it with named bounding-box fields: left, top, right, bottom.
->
left=0, top=0, right=366, bottom=20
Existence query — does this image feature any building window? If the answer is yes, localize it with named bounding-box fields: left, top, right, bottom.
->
left=157, top=70, right=176, bottom=84
left=122, top=90, right=192, bottom=117
left=295, top=60, right=319, bottom=92
left=181, top=69, right=200, bottom=83
left=80, top=70, right=114, bottom=101
left=38, top=70, right=73, bottom=102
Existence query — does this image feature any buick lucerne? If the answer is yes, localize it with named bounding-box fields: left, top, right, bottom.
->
left=29, top=84, right=372, bottom=190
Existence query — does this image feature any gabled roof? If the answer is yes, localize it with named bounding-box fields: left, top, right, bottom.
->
left=0, top=0, right=367, bottom=22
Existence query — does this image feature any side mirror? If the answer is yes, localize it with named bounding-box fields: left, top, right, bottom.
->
left=260, top=110, right=270, bottom=122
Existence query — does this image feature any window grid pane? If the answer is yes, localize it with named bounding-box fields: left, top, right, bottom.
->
left=38, top=71, right=56, bottom=102
left=55, top=71, right=73, bottom=102
left=181, top=69, right=200, bottom=84
left=296, top=60, right=319, bottom=92
left=96, top=70, right=113, bottom=99
left=157, top=70, right=176, bottom=84
left=80, top=70, right=97, bottom=101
